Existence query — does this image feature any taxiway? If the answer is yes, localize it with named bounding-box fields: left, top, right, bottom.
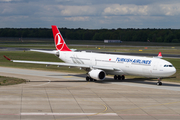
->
left=0, top=67, right=180, bottom=120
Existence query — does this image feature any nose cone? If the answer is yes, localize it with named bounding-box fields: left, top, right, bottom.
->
left=171, top=67, right=176, bottom=75
left=162, top=67, right=176, bottom=77
left=167, top=67, right=176, bottom=76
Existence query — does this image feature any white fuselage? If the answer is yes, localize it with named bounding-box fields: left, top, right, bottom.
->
left=59, top=51, right=176, bottom=78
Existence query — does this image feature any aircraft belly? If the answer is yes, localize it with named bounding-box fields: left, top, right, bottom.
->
left=151, top=72, right=174, bottom=78
left=142, top=68, right=151, bottom=77
left=105, top=70, right=124, bottom=75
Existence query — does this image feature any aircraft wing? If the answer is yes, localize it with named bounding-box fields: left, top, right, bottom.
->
left=3, top=56, right=119, bottom=71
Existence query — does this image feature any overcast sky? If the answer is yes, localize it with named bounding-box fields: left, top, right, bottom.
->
left=1, top=0, right=180, bottom=29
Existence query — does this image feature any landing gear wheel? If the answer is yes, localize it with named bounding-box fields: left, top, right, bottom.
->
left=114, top=75, right=117, bottom=80
left=122, top=75, right=125, bottom=80
left=157, top=78, right=162, bottom=86
left=118, top=75, right=122, bottom=80
left=157, top=82, right=162, bottom=86
left=86, top=76, right=90, bottom=81
left=90, top=77, right=94, bottom=82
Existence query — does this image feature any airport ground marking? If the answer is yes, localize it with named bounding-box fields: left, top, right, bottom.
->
left=1, top=113, right=180, bottom=116
left=63, top=76, right=72, bottom=78
left=32, top=79, right=51, bottom=86
left=1, top=83, right=180, bottom=118
left=20, top=113, right=117, bottom=116
left=54, top=99, right=109, bottom=120
left=51, top=81, right=110, bottom=120
left=97, top=100, right=180, bottom=117
left=2, top=72, right=180, bottom=118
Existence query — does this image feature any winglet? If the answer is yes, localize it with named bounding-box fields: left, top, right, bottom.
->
left=3, top=55, right=11, bottom=61
left=157, top=52, right=162, bottom=58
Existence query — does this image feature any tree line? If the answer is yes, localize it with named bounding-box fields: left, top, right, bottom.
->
left=0, top=28, right=180, bottom=43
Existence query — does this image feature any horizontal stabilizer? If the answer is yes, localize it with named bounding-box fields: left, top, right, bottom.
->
left=30, top=49, right=58, bottom=55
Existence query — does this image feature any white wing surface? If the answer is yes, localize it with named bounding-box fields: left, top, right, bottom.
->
left=3, top=56, right=119, bottom=71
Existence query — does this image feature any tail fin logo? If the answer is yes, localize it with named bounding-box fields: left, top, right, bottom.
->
left=55, top=33, right=64, bottom=50
left=52, top=25, right=71, bottom=51
left=158, top=52, right=162, bottom=57
left=57, top=34, right=62, bottom=46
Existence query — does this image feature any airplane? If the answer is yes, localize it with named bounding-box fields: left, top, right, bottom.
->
left=4, top=25, right=176, bottom=86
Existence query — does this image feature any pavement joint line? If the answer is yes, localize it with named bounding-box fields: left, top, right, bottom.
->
left=20, top=85, right=23, bottom=120
left=112, top=82, right=180, bottom=92
left=86, top=101, right=108, bottom=117
left=54, top=99, right=109, bottom=120
left=98, top=100, right=180, bottom=116
left=126, top=94, right=156, bottom=119
left=49, top=81, right=91, bottom=120
left=45, top=87, right=55, bottom=120
left=66, top=80, right=90, bottom=89
left=90, top=89, right=122, bottom=119
left=1, top=67, right=180, bottom=119
left=63, top=89, right=88, bottom=120
left=54, top=81, right=109, bottom=120
left=152, top=94, right=180, bottom=117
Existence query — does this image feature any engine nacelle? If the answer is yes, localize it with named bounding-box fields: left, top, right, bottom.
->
left=88, top=69, right=106, bottom=80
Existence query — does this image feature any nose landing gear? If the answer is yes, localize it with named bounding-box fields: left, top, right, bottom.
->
left=157, top=78, right=162, bottom=86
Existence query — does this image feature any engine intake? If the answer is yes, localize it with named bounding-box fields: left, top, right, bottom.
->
left=88, top=69, right=106, bottom=80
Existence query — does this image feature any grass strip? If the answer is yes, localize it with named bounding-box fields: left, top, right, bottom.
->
left=0, top=76, right=26, bottom=86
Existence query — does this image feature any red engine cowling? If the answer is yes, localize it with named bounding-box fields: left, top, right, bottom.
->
left=88, top=69, right=106, bottom=80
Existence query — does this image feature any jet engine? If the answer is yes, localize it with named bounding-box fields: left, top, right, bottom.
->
left=88, top=69, right=106, bottom=80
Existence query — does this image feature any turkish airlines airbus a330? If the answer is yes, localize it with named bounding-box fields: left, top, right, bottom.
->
left=4, top=25, right=176, bottom=85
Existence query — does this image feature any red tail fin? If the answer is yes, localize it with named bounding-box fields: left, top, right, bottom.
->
left=158, top=52, right=162, bottom=57
left=51, top=25, right=71, bottom=51
left=158, top=52, right=162, bottom=58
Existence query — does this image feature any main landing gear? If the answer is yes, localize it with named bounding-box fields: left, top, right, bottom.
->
left=157, top=78, right=162, bottom=86
left=86, top=76, right=97, bottom=82
left=114, top=75, right=125, bottom=80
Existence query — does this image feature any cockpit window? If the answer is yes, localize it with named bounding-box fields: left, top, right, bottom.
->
left=164, top=65, right=173, bottom=67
